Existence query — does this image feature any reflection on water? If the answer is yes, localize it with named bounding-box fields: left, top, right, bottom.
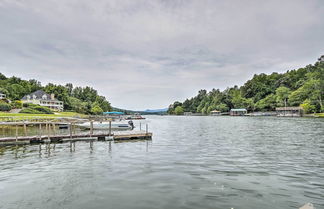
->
left=0, top=116, right=323, bottom=209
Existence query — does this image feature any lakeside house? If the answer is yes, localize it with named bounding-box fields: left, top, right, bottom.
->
left=0, top=93, right=6, bottom=100
left=21, top=90, right=64, bottom=111
left=230, top=108, right=247, bottom=116
left=275, top=106, right=303, bottom=117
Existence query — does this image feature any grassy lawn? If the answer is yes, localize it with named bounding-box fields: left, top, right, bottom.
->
left=0, top=111, right=87, bottom=119
left=314, top=113, right=324, bottom=118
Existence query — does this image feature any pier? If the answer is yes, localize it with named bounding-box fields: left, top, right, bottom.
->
left=0, top=120, right=152, bottom=146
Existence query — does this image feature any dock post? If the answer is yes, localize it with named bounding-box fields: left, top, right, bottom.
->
left=23, top=123, right=27, bottom=136
left=47, top=123, right=50, bottom=141
left=109, top=121, right=112, bottom=136
left=15, top=124, right=18, bottom=143
left=52, top=123, right=56, bottom=136
left=146, top=124, right=148, bottom=134
left=140, top=122, right=141, bottom=131
left=39, top=123, right=42, bottom=142
left=90, top=121, right=93, bottom=137
left=69, top=122, right=73, bottom=140
left=73, top=122, right=76, bottom=134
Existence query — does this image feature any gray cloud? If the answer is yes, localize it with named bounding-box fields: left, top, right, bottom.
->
left=0, top=0, right=323, bottom=109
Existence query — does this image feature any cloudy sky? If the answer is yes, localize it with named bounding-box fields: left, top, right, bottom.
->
left=0, top=0, right=323, bottom=110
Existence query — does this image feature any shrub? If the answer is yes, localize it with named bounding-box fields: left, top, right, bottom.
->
left=0, top=102, right=12, bottom=111
left=19, top=105, right=53, bottom=114
left=11, top=100, right=23, bottom=109
left=33, top=106, right=53, bottom=114
left=23, top=103, right=38, bottom=108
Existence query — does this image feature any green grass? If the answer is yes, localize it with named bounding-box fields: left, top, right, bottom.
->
left=314, top=113, right=324, bottom=118
left=0, top=111, right=88, bottom=119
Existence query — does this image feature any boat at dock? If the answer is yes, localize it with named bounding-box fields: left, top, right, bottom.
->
left=125, top=113, right=145, bottom=120
left=77, top=121, right=134, bottom=130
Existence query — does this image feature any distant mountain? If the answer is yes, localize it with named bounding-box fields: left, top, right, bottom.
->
left=142, top=108, right=168, bottom=113
left=112, top=107, right=168, bottom=115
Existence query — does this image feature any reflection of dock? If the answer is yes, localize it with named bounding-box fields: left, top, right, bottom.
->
left=0, top=121, right=152, bottom=146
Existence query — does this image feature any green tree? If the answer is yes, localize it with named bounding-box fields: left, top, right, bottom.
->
left=174, top=106, right=184, bottom=115
left=276, top=86, right=291, bottom=107
left=255, top=94, right=277, bottom=111
left=300, top=99, right=316, bottom=114
left=91, top=103, right=103, bottom=115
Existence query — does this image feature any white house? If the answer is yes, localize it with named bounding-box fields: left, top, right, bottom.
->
left=21, top=90, right=64, bottom=111
left=0, top=93, right=6, bottom=100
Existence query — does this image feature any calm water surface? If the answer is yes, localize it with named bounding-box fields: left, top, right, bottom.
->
left=0, top=116, right=323, bottom=209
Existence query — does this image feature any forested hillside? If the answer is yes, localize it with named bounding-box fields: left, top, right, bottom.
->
left=168, top=60, right=324, bottom=115
left=0, top=73, right=112, bottom=114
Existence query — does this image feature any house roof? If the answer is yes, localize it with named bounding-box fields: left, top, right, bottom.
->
left=22, top=90, right=59, bottom=101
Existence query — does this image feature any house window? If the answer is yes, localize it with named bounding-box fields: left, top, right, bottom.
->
left=42, top=95, right=47, bottom=100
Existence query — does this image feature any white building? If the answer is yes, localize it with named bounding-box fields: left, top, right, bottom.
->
left=21, top=90, right=64, bottom=111
left=0, top=93, right=6, bottom=100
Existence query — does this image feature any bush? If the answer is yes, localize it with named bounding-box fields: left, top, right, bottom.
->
left=33, top=106, right=53, bottom=114
left=0, top=102, right=12, bottom=111
left=19, top=105, right=53, bottom=114
left=11, top=100, right=23, bottom=109
left=20, top=108, right=41, bottom=114
left=23, top=103, right=38, bottom=108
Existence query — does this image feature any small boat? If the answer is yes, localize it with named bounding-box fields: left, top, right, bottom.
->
left=77, top=121, right=134, bottom=130
left=125, top=113, right=145, bottom=120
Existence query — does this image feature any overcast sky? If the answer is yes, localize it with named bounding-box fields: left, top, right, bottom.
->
left=0, top=0, right=323, bottom=110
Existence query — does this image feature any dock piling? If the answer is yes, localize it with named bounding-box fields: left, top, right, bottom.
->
left=69, top=122, right=73, bottom=139
left=109, top=121, right=111, bottom=136
left=90, top=121, right=93, bottom=137
left=15, top=125, right=18, bottom=142
left=23, top=123, right=27, bottom=136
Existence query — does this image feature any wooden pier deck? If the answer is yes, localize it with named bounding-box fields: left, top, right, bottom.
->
left=0, top=119, right=153, bottom=146
left=0, top=130, right=152, bottom=145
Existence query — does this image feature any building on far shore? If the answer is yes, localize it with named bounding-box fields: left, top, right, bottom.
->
left=275, top=107, right=303, bottom=117
left=21, top=90, right=64, bottom=111
left=0, top=93, right=6, bottom=100
left=230, top=108, right=247, bottom=116
left=318, top=55, right=324, bottom=63
left=210, top=110, right=221, bottom=116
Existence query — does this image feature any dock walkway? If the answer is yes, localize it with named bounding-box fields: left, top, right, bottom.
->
left=0, top=120, right=152, bottom=146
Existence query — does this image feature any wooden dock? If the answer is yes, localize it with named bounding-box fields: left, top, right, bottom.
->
left=0, top=130, right=152, bottom=145
left=0, top=120, right=152, bottom=146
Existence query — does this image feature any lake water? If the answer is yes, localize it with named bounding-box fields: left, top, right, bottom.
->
left=0, top=116, right=323, bottom=209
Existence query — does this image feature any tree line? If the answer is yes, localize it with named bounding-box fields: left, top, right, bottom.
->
left=168, top=60, right=324, bottom=115
left=0, top=73, right=112, bottom=114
